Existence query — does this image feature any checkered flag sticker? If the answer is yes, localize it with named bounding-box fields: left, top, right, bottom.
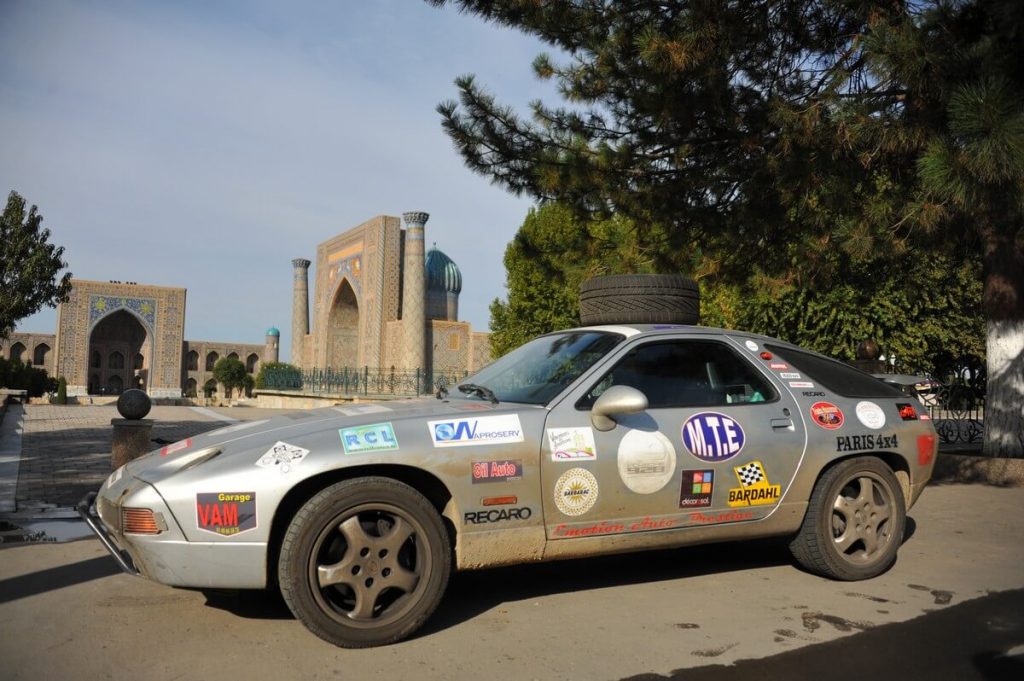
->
left=735, top=461, right=767, bottom=488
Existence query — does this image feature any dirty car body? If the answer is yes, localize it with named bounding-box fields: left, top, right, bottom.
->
left=81, top=325, right=938, bottom=647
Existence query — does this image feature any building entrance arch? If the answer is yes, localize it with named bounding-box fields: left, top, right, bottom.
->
left=88, top=310, right=151, bottom=394
left=326, top=279, right=360, bottom=369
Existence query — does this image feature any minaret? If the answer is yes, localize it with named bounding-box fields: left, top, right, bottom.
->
left=401, top=212, right=428, bottom=376
left=291, top=258, right=311, bottom=366
left=264, top=327, right=280, bottom=364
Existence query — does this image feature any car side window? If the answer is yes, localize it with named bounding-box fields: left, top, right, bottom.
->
left=578, top=340, right=777, bottom=409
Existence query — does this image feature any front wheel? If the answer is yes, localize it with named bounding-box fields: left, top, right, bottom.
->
left=790, top=457, right=906, bottom=581
left=279, top=477, right=451, bottom=647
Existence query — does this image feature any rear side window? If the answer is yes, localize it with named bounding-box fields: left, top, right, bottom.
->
left=764, top=344, right=904, bottom=398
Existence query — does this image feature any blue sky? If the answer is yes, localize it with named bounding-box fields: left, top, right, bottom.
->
left=0, top=0, right=557, bottom=358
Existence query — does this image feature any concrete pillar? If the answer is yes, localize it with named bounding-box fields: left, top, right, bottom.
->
left=111, top=419, right=153, bottom=469
left=401, top=212, right=428, bottom=379
left=291, top=259, right=311, bottom=367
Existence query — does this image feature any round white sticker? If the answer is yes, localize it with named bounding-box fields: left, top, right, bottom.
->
left=553, top=468, right=599, bottom=516
left=855, top=401, right=886, bottom=430
left=745, top=340, right=759, bottom=352
left=617, top=430, right=677, bottom=494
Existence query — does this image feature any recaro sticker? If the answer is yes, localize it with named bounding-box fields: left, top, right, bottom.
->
left=429, top=415, right=524, bottom=447
left=256, top=441, right=310, bottom=472
left=855, top=401, right=886, bottom=430
left=553, top=468, right=599, bottom=516
left=727, top=461, right=781, bottom=507
left=196, top=492, right=257, bottom=536
left=679, top=469, right=714, bottom=508
left=340, top=422, right=399, bottom=454
left=682, top=412, right=745, bottom=462
left=617, top=430, right=676, bottom=494
left=547, top=427, right=597, bottom=461
left=809, top=402, right=844, bottom=430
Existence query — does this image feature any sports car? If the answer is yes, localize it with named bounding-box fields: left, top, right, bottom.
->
left=81, top=323, right=937, bottom=648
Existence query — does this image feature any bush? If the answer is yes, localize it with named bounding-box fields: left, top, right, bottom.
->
left=0, top=357, right=58, bottom=398
left=56, top=376, right=67, bottom=404
left=255, top=361, right=302, bottom=390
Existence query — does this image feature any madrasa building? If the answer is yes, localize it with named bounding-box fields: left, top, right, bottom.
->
left=1, top=211, right=490, bottom=399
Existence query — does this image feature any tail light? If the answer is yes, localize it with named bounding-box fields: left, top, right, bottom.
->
left=122, top=508, right=163, bottom=535
left=917, top=434, right=938, bottom=466
left=897, top=403, right=918, bottom=420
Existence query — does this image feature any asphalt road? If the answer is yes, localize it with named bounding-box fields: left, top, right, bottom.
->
left=1, top=482, right=1022, bottom=681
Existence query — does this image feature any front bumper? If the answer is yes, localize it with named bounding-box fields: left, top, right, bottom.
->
left=77, top=491, right=141, bottom=577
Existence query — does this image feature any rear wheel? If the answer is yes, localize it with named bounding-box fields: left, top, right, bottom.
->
left=790, top=457, right=905, bottom=580
left=279, top=477, right=451, bottom=647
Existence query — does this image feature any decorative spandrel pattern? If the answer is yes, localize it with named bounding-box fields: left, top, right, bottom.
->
left=88, top=295, right=157, bottom=330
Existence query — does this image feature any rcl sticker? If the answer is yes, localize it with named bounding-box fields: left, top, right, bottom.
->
left=682, top=412, right=745, bottom=462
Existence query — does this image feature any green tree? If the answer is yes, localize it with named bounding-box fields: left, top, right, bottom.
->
left=0, top=357, right=58, bottom=398
left=212, top=357, right=247, bottom=398
left=0, top=191, right=73, bottom=339
left=255, top=361, right=302, bottom=389
left=432, top=0, right=1022, bottom=456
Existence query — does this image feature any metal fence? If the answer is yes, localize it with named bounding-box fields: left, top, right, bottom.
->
left=884, top=357, right=986, bottom=446
left=259, top=366, right=469, bottom=397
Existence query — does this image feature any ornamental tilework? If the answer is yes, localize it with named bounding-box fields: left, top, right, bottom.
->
left=88, top=295, right=157, bottom=330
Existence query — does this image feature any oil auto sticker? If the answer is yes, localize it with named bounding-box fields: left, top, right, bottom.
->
left=471, top=460, right=523, bottom=483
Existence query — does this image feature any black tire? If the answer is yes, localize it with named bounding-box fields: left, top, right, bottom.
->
left=790, top=457, right=906, bottom=581
left=579, top=274, right=700, bottom=325
left=278, top=477, right=451, bottom=647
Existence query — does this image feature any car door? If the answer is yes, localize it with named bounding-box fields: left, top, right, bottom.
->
left=540, top=332, right=807, bottom=541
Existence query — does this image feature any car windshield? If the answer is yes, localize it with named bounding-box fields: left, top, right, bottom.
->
left=461, top=331, right=625, bottom=405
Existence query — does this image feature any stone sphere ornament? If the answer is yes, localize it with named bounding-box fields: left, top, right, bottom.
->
left=117, top=389, right=152, bottom=420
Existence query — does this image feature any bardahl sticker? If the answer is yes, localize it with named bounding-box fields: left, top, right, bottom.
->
left=471, top=459, right=523, bottom=483
left=679, top=469, right=714, bottom=508
left=256, top=441, right=310, bottom=472
left=547, top=427, right=597, bottom=461
left=727, top=461, right=782, bottom=507
left=553, top=468, right=599, bottom=516
left=682, top=412, right=745, bottom=462
left=855, top=401, right=886, bottom=430
left=196, top=492, right=257, bottom=536
left=429, top=415, right=524, bottom=448
left=809, top=402, right=844, bottom=430
left=617, top=430, right=676, bottom=494
left=340, top=422, right=399, bottom=454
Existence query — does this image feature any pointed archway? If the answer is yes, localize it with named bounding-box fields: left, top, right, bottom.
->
left=326, top=279, right=360, bottom=369
left=88, top=309, right=151, bottom=394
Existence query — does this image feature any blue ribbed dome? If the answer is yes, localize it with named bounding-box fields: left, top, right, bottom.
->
left=266, top=326, right=280, bottom=337
left=425, top=244, right=462, bottom=294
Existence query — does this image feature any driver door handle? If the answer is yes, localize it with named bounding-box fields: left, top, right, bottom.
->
left=771, top=418, right=794, bottom=430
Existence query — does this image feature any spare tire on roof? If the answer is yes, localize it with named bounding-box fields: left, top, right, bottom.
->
left=579, top=274, right=700, bottom=325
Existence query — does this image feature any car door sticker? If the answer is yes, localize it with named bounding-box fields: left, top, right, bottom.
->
left=681, top=412, right=745, bottom=462
left=547, top=427, right=598, bottom=461
left=553, top=468, right=599, bottom=516
left=617, top=430, right=676, bottom=494
left=678, top=469, right=714, bottom=508
left=727, top=461, right=782, bottom=507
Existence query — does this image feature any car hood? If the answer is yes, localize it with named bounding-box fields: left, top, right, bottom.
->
left=122, top=397, right=521, bottom=484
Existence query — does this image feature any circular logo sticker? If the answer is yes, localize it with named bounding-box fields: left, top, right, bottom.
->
left=553, top=468, right=599, bottom=516
left=855, top=401, right=886, bottom=430
left=809, top=402, right=844, bottom=430
left=682, top=412, right=746, bottom=462
left=617, top=430, right=677, bottom=494
left=744, top=340, right=759, bottom=352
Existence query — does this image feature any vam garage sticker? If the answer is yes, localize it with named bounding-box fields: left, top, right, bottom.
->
left=727, top=461, right=781, bottom=507
left=429, top=415, right=524, bottom=448
left=196, top=492, right=257, bottom=536
left=682, top=412, right=745, bottom=462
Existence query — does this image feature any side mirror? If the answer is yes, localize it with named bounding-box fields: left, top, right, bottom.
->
left=591, top=385, right=648, bottom=432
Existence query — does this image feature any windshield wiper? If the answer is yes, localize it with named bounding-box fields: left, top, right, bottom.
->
left=457, top=383, right=499, bottom=405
